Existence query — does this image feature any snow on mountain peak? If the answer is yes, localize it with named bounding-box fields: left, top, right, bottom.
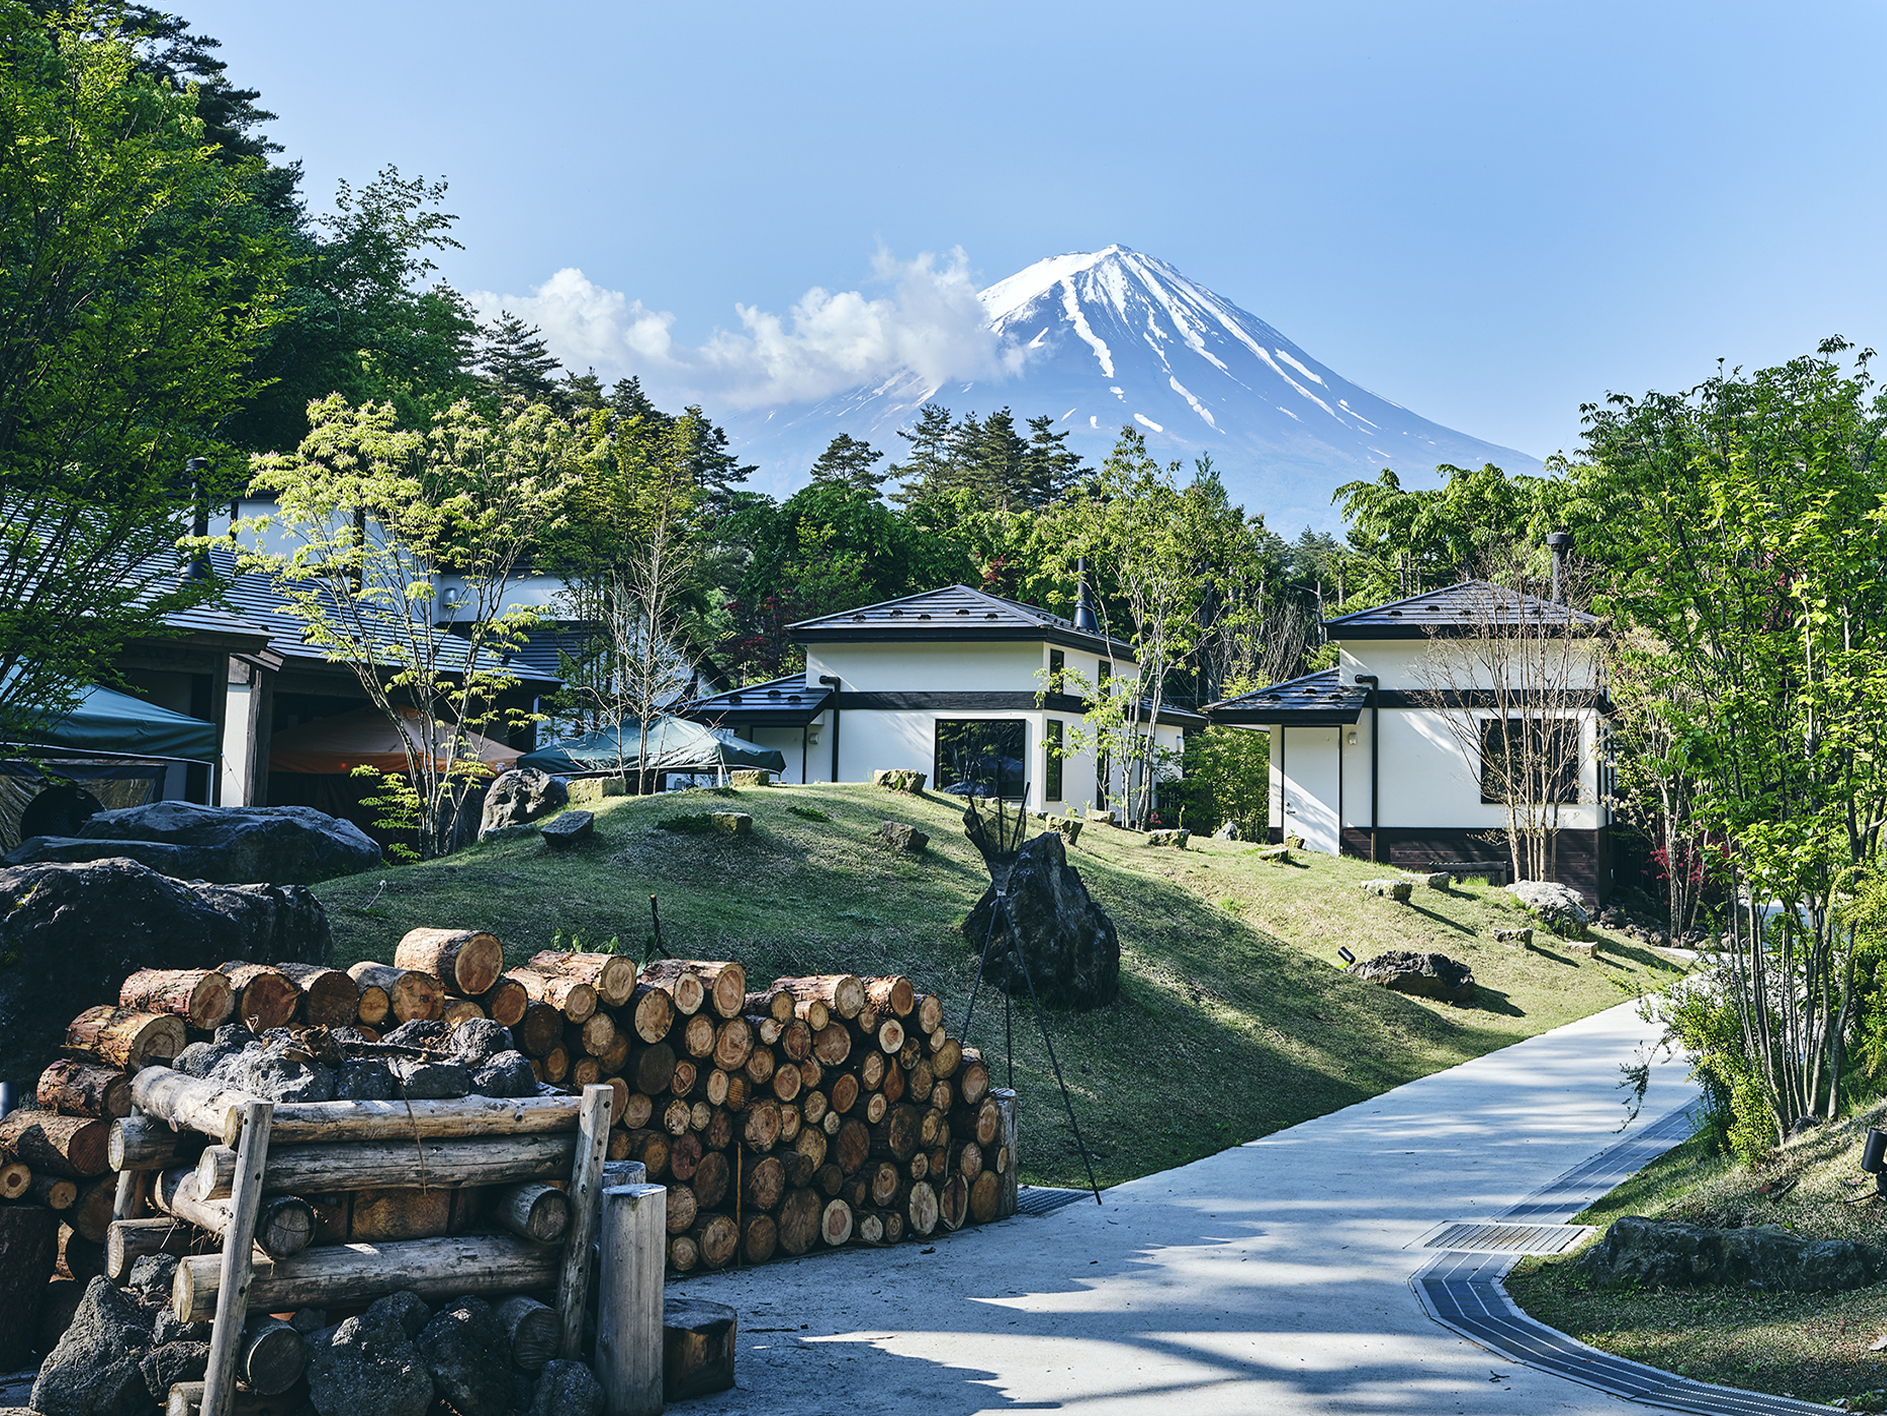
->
left=725, top=246, right=1539, bottom=530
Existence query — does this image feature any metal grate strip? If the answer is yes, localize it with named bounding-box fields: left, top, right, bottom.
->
left=1015, top=1185, right=1092, bottom=1217
left=1426, top=1222, right=1594, bottom=1255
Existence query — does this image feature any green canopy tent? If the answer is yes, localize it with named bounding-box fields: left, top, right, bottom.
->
left=1, top=684, right=219, bottom=850
left=519, top=716, right=786, bottom=778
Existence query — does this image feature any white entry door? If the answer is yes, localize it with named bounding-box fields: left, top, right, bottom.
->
left=1280, top=726, right=1340, bottom=855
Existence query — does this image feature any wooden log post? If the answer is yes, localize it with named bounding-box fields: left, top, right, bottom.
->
left=112, top=1113, right=195, bottom=1172
left=195, top=1132, right=581, bottom=1200
left=555, top=1084, right=612, bottom=1361
left=496, top=1294, right=560, bottom=1372
left=594, top=1182, right=666, bottom=1416
left=65, top=1006, right=185, bottom=1070
left=510, top=966, right=597, bottom=1024
left=270, top=964, right=360, bottom=1028
left=262, top=1093, right=580, bottom=1146
left=775, top=973, right=864, bottom=1020
left=131, top=1068, right=259, bottom=1146
left=0, top=1202, right=59, bottom=1369
left=493, top=1181, right=571, bottom=1243
left=201, top=1098, right=273, bottom=1416
left=524, top=949, right=638, bottom=1009
left=396, top=929, right=505, bottom=998
left=345, top=963, right=443, bottom=1024
left=479, top=976, right=529, bottom=1028
left=239, top=1316, right=308, bottom=1396
left=38, top=1058, right=133, bottom=1118
left=154, top=1167, right=314, bottom=1259
left=0, top=1157, right=28, bottom=1200
left=217, top=965, right=300, bottom=1032
left=172, top=1235, right=566, bottom=1323
left=991, top=1088, right=1019, bottom=1219
left=121, top=968, right=236, bottom=1031
left=107, top=1215, right=209, bottom=1281
left=663, top=1296, right=737, bottom=1402
left=0, top=1110, right=109, bottom=1177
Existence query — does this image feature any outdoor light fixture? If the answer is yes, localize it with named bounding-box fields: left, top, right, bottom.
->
left=1863, top=1127, right=1887, bottom=1197
left=1338, top=946, right=1356, bottom=966
left=1347, top=731, right=1358, bottom=747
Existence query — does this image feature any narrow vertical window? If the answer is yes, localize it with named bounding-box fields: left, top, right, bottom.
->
left=1048, top=649, right=1065, bottom=695
left=1045, top=719, right=1064, bottom=801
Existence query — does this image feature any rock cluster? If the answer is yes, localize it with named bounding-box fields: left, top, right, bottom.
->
left=0, top=858, right=330, bottom=1087
left=33, top=1278, right=606, bottom=1416
left=169, top=1015, right=533, bottom=1105
left=1144, top=829, right=1189, bottom=849
left=1577, top=1214, right=1876, bottom=1292
left=1358, top=878, right=1413, bottom=902
left=4, top=802, right=382, bottom=886
left=876, top=821, right=929, bottom=853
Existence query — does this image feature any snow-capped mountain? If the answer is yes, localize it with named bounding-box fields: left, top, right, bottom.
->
left=728, top=246, right=1540, bottom=531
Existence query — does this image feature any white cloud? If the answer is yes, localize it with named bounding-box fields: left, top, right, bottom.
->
left=467, top=247, right=1020, bottom=408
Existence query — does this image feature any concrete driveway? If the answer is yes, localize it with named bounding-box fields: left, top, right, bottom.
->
left=673, top=998, right=1704, bottom=1415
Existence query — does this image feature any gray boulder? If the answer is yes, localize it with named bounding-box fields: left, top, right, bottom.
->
left=1507, top=879, right=1591, bottom=937
left=333, top=1059, right=399, bottom=1100
left=870, top=769, right=926, bottom=793
left=391, top=1058, right=473, bottom=1099
left=138, top=1341, right=210, bottom=1403
left=372, top=1291, right=432, bottom=1341
left=416, top=1297, right=512, bottom=1416
left=1578, top=1214, right=1875, bottom=1292
left=877, top=821, right=929, bottom=853
left=1352, top=950, right=1477, bottom=1004
left=206, top=1034, right=337, bottom=1103
left=529, top=1360, right=604, bottom=1416
left=480, top=769, right=569, bottom=839
left=0, top=859, right=328, bottom=1088
left=1213, top=820, right=1241, bottom=840
left=472, top=1051, right=537, bottom=1099
left=540, top=811, right=595, bottom=850
left=306, top=1299, right=434, bottom=1416
left=1359, top=878, right=1413, bottom=902
left=17, top=801, right=382, bottom=885
left=450, top=1018, right=513, bottom=1066
left=963, top=829, right=1119, bottom=1010
left=30, top=1277, right=153, bottom=1416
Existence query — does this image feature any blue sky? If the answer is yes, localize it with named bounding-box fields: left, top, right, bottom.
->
left=184, top=1, right=1887, bottom=465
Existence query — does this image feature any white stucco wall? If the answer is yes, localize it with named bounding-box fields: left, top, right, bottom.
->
left=1339, top=637, right=1603, bottom=692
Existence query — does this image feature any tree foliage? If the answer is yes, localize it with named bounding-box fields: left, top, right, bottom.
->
left=0, top=3, right=290, bottom=742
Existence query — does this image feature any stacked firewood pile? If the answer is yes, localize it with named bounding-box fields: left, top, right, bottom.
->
left=0, top=931, right=1016, bottom=1389
left=579, top=963, right=1013, bottom=1271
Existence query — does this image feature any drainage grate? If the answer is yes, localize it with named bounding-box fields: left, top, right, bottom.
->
left=1015, top=1185, right=1094, bottom=1216
left=1424, top=1221, right=1593, bottom=1255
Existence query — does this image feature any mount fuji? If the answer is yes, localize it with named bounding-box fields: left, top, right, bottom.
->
left=725, top=246, right=1541, bottom=531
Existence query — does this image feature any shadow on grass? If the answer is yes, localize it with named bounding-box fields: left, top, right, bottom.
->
left=1406, top=902, right=1476, bottom=935
left=1468, top=986, right=1526, bottom=1017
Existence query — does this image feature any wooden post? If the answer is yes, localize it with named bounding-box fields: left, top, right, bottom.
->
left=556, top=1084, right=612, bottom=1361
left=595, top=1183, right=666, bottom=1416
left=991, top=1088, right=1019, bottom=1219
left=201, top=1099, right=273, bottom=1416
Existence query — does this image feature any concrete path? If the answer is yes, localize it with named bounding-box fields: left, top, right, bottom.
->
left=677, top=998, right=1704, bottom=1415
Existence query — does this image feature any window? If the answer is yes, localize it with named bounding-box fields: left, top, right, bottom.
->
left=1045, top=719, right=1064, bottom=801
left=1479, top=717, right=1579, bottom=805
left=935, top=719, right=1027, bottom=799
left=1048, top=649, right=1065, bottom=695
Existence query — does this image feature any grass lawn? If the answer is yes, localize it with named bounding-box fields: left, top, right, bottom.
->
left=1507, top=1101, right=1887, bottom=1409
left=312, top=782, right=1686, bottom=1190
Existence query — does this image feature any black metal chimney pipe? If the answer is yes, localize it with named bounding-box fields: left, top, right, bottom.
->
left=1073, top=557, right=1098, bottom=632
left=1547, top=531, right=1574, bottom=605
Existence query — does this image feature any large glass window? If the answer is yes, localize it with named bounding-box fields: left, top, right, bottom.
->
left=1045, top=719, right=1064, bottom=802
left=1479, top=717, right=1579, bottom=804
left=1048, top=649, right=1065, bottom=694
left=935, top=719, right=1027, bottom=799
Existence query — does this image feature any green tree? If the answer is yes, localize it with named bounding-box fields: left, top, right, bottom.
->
left=0, top=4, right=290, bottom=743
left=477, top=311, right=564, bottom=408
left=243, top=397, right=580, bottom=858
left=1583, top=339, right=1887, bottom=1142
left=807, top=433, right=887, bottom=491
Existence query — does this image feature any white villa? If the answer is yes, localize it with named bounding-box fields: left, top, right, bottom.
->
left=1208, top=579, right=1613, bottom=902
left=681, top=585, right=1202, bottom=816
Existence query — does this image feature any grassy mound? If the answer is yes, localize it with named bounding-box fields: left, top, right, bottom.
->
left=1508, top=1104, right=1887, bottom=1409
left=313, top=782, right=1685, bottom=1189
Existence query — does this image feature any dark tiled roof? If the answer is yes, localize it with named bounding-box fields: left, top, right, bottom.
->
left=1206, top=667, right=1367, bottom=725
left=679, top=674, right=831, bottom=728
left=1325, top=581, right=1603, bottom=640
left=790, top=585, right=1135, bottom=659
left=208, top=545, right=562, bottom=686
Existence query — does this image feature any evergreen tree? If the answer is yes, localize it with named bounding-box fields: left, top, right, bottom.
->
left=887, top=402, right=957, bottom=502
left=562, top=369, right=606, bottom=413
left=478, top=311, right=564, bottom=406
left=1022, top=414, right=1084, bottom=507
left=808, top=433, right=887, bottom=491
